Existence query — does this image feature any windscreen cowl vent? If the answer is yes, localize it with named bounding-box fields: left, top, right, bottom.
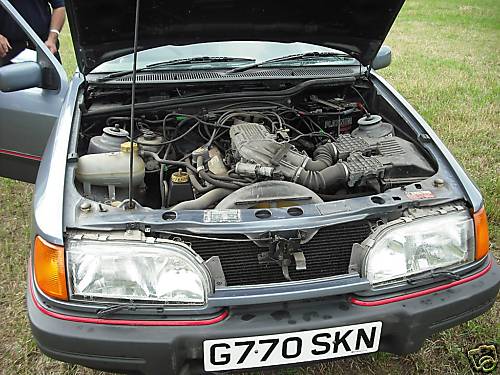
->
left=108, top=66, right=360, bottom=84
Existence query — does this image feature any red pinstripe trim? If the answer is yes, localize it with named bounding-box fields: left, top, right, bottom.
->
left=350, top=260, right=493, bottom=307
left=29, top=267, right=228, bottom=326
left=0, top=149, right=42, bottom=161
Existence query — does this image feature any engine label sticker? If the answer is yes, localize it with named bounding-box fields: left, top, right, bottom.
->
left=204, top=209, right=241, bottom=223
left=406, top=190, right=435, bottom=200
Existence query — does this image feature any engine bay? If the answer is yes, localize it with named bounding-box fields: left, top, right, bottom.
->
left=75, top=84, right=436, bottom=211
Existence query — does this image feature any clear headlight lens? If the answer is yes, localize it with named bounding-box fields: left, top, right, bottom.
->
left=66, top=240, right=210, bottom=304
left=363, top=211, right=474, bottom=285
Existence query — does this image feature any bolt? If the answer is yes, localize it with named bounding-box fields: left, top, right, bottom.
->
left=434, top=178, right=445, bottom=187
left=80, top=201, right=91, bottom=212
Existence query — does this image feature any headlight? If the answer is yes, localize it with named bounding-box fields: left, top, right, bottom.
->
left=66, top=239, right=210, bottom=304
left=363, top=210, right=474, bottom=285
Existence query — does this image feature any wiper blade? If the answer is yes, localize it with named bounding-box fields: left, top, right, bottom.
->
left=97, top=56, right=255, bottom=82
left=146, top=56, right=254, bottom=67
left=225, top=51, right=352, bottom=74
left=406, top=270, right=461, bottom=286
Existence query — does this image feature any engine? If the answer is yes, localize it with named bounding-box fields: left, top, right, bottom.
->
left=227, top=119, right=433, bottom=193
left=75, top=94, right=435, bottom=210
left=229, top=121, right=346, bottom=193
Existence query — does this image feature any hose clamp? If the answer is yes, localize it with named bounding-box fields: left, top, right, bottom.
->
left=340, top=162, right=349, bottom=178
left=292, top=157, right=310, bottom=182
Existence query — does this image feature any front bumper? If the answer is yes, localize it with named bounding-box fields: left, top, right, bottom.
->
left=28, top=257, right=499, bottom=375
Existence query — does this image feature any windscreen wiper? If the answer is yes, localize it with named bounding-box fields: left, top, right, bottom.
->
left=406, top=270, right=461, bottom=286
left=97, top=302, right=175, bottom=317
left=225, top=51, right=353, bottom=74
left=97, top=303, right=139, bottom=317
left=97, top=56, right=255, bottom=82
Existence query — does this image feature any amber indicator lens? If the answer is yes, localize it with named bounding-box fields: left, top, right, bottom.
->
left=33, top=236, right=68, bottom=300
left=473, top=207, right=489, bottom=260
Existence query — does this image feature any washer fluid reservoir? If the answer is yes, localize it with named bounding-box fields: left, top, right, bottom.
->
left=76, top=142, right=145, bottom=189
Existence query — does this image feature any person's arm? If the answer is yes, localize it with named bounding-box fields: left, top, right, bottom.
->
left=0, top=34, right=12, bottom=58
left=45, top=6, right=65, bottom=54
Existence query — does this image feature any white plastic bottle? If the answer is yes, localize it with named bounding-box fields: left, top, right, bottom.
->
left=76, top=142, right=145, bottom=189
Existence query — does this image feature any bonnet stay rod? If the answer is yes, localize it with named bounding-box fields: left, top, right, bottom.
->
left=128, top=0, right=141, bottom=209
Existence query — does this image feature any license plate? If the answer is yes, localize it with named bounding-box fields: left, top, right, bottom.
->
left=203, top=321, right=382, bottom=371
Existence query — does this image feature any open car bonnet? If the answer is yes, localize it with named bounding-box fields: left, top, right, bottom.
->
left=66, top=0, right=405, bottom=75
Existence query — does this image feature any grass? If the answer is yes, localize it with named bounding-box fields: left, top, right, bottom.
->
left=0, top=0, right=498, bottom=374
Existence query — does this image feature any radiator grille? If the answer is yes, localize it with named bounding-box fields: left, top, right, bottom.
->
left=181, top=220, right=371, bottom=286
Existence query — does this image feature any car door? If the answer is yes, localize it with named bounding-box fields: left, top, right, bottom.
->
left=0, top=0, right=68, bottom=182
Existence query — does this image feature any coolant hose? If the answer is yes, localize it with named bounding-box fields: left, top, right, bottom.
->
left=297, top=163, right=348, bottom=193
left=185, top=159, right=215, bottom=193
left=199, top=170, right=241, bottom=190
left=304, top=142, right=338, bottom=171
left=169, top=188, right=233, bottom=210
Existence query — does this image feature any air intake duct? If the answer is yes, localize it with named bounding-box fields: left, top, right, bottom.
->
left=296, top=163, right=348, bottom=193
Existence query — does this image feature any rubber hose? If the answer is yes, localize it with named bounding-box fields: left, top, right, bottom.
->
left=199, top=170, right=241, bottom=190
left=142, top=151, right=198, bottom=174
left=205, top=171, right=249, bottom=183
left=185, top=160, right=215, bottom=193
left=297, top=163, right=348, bottom=193
left=169, top=188, right=233, bottom=210
left=305, top=142, right=338, bottom=171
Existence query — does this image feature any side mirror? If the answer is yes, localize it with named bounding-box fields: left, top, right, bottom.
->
left=0, top=61, right=42, bottom=92
left=372, top=45, right=392, bottom=70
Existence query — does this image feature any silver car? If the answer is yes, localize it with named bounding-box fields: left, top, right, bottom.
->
left=0, top=0, right=498, bottom=374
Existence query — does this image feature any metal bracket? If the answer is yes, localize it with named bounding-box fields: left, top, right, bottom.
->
left=204, top=256, right=227, bottom=289
left=258, top=231, right=306, bottom=280
left=67, top=152, right=79, bottom=162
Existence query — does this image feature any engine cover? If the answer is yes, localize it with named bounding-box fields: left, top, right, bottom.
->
left=230, top=121, right=282, bottom=164
left=230, top=121, right=308, bottom=179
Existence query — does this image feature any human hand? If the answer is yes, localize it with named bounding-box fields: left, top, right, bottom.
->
left=45, top=34, right=58, bottom=54
left=0, top=34, right=12, bottom=58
